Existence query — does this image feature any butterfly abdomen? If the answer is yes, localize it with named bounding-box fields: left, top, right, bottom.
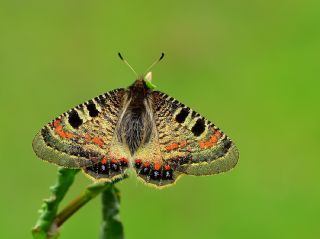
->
left=117, top=79, right=153, bottom=155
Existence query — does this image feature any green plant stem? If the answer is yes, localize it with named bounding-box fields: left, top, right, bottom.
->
left=54, top=192, right=95, bottom=227
left=32, top=168, right=80, bottom=239
left=54, top=182, right=113, bottom=228
left=100, top=185, right=124, bottom=239
left=52, top=176, right=127, bottom=236
left=33, top=168, right=127, bottom=239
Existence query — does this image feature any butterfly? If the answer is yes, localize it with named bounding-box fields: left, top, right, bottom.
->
left=32, top=53, right=239, bottom=188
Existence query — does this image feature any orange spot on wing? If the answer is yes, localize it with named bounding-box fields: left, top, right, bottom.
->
left=198, top=135, right=218, bottom=149
left=165, top=140, right=188, bottom=151
left=65, top=132, right=74, bottom=139
left=165, top=143, right=179, bottom=151
left=101, top=158, right=107, bottom=165
left=92, top=137, right=104, bottom=147
left=84, top=134, right=91, bottom=141
left=135, top=159, right=142, bottom=164
left=55, top=125, right=62, bottom=131
left=120, top=157, right=128, bottom=163
left=54, top=122, right=74, bottom=139
left=111, top=159, right=117, bottom=164
left=164, top=165, right=171, bottom=170
left=180, top=140, right=187, bottom=147
left=154, top=162, right=161, bottom=170
left=53, top=119, right=61, bottom=128
left=144, top=162, right=150, bottom=167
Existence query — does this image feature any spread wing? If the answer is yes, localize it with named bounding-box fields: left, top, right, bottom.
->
left=133, top=91, right=239, bottom=188
left=32, top=88, right=131, bottom=181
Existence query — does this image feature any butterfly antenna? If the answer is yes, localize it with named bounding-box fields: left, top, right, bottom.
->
left=144, top=53, right=165, bottom=75
left=118, top=53, right=138, bottom=77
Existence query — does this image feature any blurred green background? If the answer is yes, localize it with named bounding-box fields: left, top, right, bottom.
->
left=0, top=1, right=319, bottom=238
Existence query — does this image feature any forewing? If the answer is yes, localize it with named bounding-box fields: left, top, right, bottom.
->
left=32, top=88, right=130, bottom=177
left=151, top=91, right=239, bottom=177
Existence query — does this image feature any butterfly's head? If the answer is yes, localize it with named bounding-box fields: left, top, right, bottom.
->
left=129, top=71, right=156, bottom=93
left=129, top=74, right=153, bottom=93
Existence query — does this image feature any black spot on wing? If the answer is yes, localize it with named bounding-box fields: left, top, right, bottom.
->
left=68, top=110, right=83, bottom=128
left=86, top=100, right=99, bottom=117
left=150, top=170, right=161, bottom=180
left=191, top=118, right=206, bottom=136
left=162, top=169, right=173, bottom=180
left=175, top=108, right=189, bottom=123
left=85, top=162, right=110, bottom=175
left=140, top=165, right=151, bottom=175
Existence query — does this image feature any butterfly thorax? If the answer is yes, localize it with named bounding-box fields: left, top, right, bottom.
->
left=117, top=79, right=154, bottom=155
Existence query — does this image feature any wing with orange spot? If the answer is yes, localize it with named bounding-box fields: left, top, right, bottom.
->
left=32, top=88, right=131, bottom=180
left=131, top=91, right=238, bottom=188
left=151, top=91, right=239, bottom=177
left=132, top=120, right=180, bottom=188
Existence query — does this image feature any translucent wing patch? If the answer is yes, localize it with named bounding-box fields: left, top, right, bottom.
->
left=32, top=88, right=131, bottom=181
